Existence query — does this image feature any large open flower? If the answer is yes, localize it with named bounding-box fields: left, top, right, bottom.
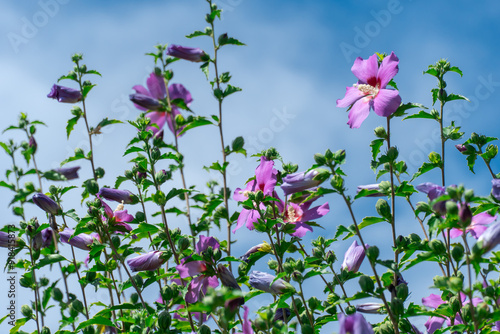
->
left=130, top=73, right=192, bottom=136
left=337, top=52, right=401, bottom=128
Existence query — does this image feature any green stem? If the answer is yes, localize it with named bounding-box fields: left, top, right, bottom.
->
left=28, top=245, right=41, bottom=334
left=461, top=232, right=478, bottom=334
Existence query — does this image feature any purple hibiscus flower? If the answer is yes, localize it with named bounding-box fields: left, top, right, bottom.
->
left=100, top=199, right=136, bottom=238
left=166, top=44, right=207, bottom=62
left=53, top=166, right=80, bottom=180
left=478, top=220, right=500, bottom=252
left=337, top=52, right=401, bottom=128
left=342, top=240, right=368, bottom=273
left=422, top=293, right=482, bottom=333
left=233, top=156, right=278, bottom=233
left=47, top=84, right=82, bottom=103
left=338, top=313, right=374, bottom=334
left=59, top=228, right=98, bottom=251
left=97, top=187, right=138, bottom=205
left=248, top=271, right=289, bottom=294
left=280, top=169, right=324, bottom=196
left=450, top=210, right=497, bottom=239
left=283, top=200, right=329, bottom=237
left=32, top=193, right=61, bottom=215
left=130, top=73, right=192, bottom=136
left=127, top=250, right=166, bottom=272
left=176, top=236, right=219, bottom=303
left=416, top=182, right=448, bottom=215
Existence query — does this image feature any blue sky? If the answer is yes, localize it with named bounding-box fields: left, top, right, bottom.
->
left=1, top=0, right=500, bottom=332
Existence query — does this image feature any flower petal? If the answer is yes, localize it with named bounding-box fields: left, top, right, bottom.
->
left=146, top=73, right=166, bottom=100
left=351, top=54, right=379, bottom=84
left=347, top=98, right=371, bottom=128
left=377, top=52, right=399, bottom=88
left=422, top=294, right=445, bottom=308
left=176, top=260, right=206, bottom=278
left=373, top=89, right=401, bottom=117
left=336, top=86, right=364, bottom=108
left=146, top=112, right=167, bottom=135
left=301, top=202, right=329, bottom=222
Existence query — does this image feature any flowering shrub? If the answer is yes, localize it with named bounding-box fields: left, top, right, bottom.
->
left=2, top=2, right=500, bottom=334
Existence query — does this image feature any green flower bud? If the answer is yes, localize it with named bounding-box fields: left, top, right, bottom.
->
left=158, top=310, right=171, bottom=330
left=429, top=239, right=446, bottom=255
left=345, top=305, right=356, bottom=315
left=390, top=297, right=404, bottom=316
left=376, top=199, right=392, bottom=221
left=283, top=261, right=294, bottom=274
left=198, top=324, right=211, bottom=334
left=39, top=277, right=49, bottom=286
left=301, top=324, right=314, bottom=334
left=464, top=189, right=474, bottom=203
left=330, top=175, right=344, bottom=192
left=314, top=153, right=326, bottom=166
left=446, top=186, right=458, bottom=201
left=21, top=304, right=33, bottom=318
left=177, top=237, right=190, bottom=252
left=267, top=259, right=278, bottom=270
left=451, top=244, right=464, bottom=262
left=449, top=276, right=463, bottom=292
left=291, top=271, right=303, bottom=283
left=85, top=179, right=99, bottom=196
left=95, top=167, right=105, bottom=179
left=308, top=297, right=321, bottom=310
left=366, top=246, right=379, bottom=262
left=41, top=326, right=51, bottom=334
left=295, top=259, right=305, bottom=273
left=72, top=299, right=84, bottom=313
left=132, top=274, right=144, bottom=288
left=51, top=287, right=63, bottom=302
left=359, top=275, right=374, bottom=293
left=151, top=147, right=161, bottom=161
left=130, top=292, right=139, bottom=304
left=325, top=304, right=337, bottom=315
left=386, top=146, right=399, bottom=161
left=312, top=247, right=323, bottom=258
left=324, top=250, right=336, bottom=264
left=409, top=233, right=421, bottom=243
left=396, top=283, right=409, bottom=301
left=82, top=326, right=95, bottom=334
left=374, top=126, right=387, bottom=139
left=449, top=296, right=461, bottom=314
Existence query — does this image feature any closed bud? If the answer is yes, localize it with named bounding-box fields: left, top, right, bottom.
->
left=82, top=326, right=95, bottom=334
left=198, top=324, right=211, bottom=334
left=477, top=302, right=490, bottom=320
left=429, top=239, right=446, bottom=255
left=325, top=304, right=337, bottom=315
left=268, top=259, right=278, bottom=270
left=21, top=304, right=33, bottom=318
left=314, top=153, right=326, bottom=166
left=283, top=261, right=294, bottom=274
left=124, top=170, right=134, bottom=179
left=396, top=283, right=409, bottom=301
left=161, top=285, right=173, bottom=301
left=376, top=199, right=392, bottom=220
left=459, top=204, right=473, bottom=227
left=446, top=186, right=458, bottom=200
left=72, top=299, right=84, bottom=313
left=52, top=287, right=63, bottom=301
left=464, top=189, right=474, bottom=203
left=386, top=146, right=398, bottom=161
left=255, top=190, right=264, bottom=202
left=130, top=292, right=139, bottom=304
left=291, top=271, right=303, bottom=283
left=177, top=237, right=190, bottom=252
left=312, top=247, right=323, bottom=258
left=438, top=88, right=447, bottom=101
left=39, top=277, right=49, bottom=286
left=86, top=271, right=96, bottom=282
left=359, top=275, right=374, bottom=292
left=449, top=296, right=461, bottom=313
left=462, top=303, right=472, bottom=322
left=151, top=147, right=161, bottom=161
left=345, top=305, right=356, bottom=315
left=132, top=274, right=144, bottom=288
left=366, top=246, right=379, bottom=262
left=41, top=326, right=51, bottom=334
left=390, top=297, right=404, bottom=316
left=330, top=175, right=344, bottom=191
left=301, top=324, right=314, bottom=334
left=158, top=310, right=171, bottom=330
left=296, top=259, right=305, bottom=273
left=409, top=233, right=421, bottom=243
left=374, top=126, right=387, bottom=139
left=324, top=250, right=336, bottom=264
left=445, top=201, right=458, bottom=216
left=484, top=285, right=495, bottom=298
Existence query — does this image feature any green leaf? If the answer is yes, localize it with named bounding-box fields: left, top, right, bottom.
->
left=123, top=146, right=144, bottom=156
left=412, top=161, right=440, bottom=181
left=66, top=115, right=81, bottom=139
left=76, top=316, right=115, bottom=331
left=96, top=118, right=122, bottom=130
left=218, top=34, right=246, bottom=47
left=186, top=28, right=212, bottom=38
left=86, top=70, right=102, bottom=76
left=114, top=176, right=129, bottom=188
left=9, top=318, right=28, bottom=333
left=200, top=62, right=209, bottom=80
left=403, top=110, right=437, bottom=121
left=424, top=68, right=439, bottom=77
left=431, top=88, right=439, bottom=105
left=370, top=139, right=384, bottom=165
left=178, top=116, right=213, bottom=135
left=0, top=180, right=15, bottom=191
left=81, top=84, right=96, bottom=99
left=0, top=141, right=12, bottom=155
left=448, top=66, right=463, bottom=77
left=35, top=254, right=67, bottom=269
left=223, top=84, right=242, bottom=98
left=445, top=93, right=469, bottom=103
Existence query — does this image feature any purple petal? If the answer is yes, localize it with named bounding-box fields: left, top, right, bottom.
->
left=196, top=235, right=220, bottom=254
left=233, top=181, right=255, bottom=202
left=351, top=54, right=379, bottom=84
left=347, top=98, right=371, bottom=128
left=336, top=86, right=364, bottom=108
left=373, top=88, right=401, bottom=117
left=449, top=228, right=463, bottom=239
left=422, top=294, right=445, bottom=308
left=169, top=83, right=193, bottom=106
left=301, top=202, right=329, bottom=222
left=146, top=73, right=167, bottom=100
left=424, top=316, right=445, bottom=334
left=291, top=222, right=313, bottom=237
left=146, top=111, right=167, bottom=135
left=377, top=52, right=399, bottom=88
left=176, top=259, right=206, bottom=278
left=255, top=157, right=277, bottom=195
left=114, top=210, right=134, bottom=223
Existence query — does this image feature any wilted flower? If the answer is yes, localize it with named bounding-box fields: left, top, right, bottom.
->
left=167, top=44, right=207, bottom=62
left=60, top=228, right=97, bottom=251
left=356, top=303, right=383, bottom=314
left=53, top=166, right=81, bottom=180
left=338, top=313, right=374, bottom=334
left=492, top=179, right=500, bottom=201
left=281, top=169, right=324, bottom=196
left=337, top=52, right=401, bottom=128
left=240, top=242, right=271, bottom=262
left=478, top=220, right=500, bottom=252
left=233, top=157, right=278, bottom=233
left=127, top=250, right=166, bottom=272
left=249, top=271, right=289, bottom=294
left=342, top=240, right=367, bottom=273
left=32, top=193, right=60, bottom=215
left=176, top=236, right=220, bottom=303
left=97, top=188, right=138, bottom=204
left=47, top=84, right=82, bottom=103
left=356, top=184, right=384, bottom=197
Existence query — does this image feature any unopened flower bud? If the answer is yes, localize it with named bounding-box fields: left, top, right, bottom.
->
left=177, top=237, right=190, bottom=252
left=396, top=283, right=409, bottom=301
left=32, top=193, right=60, bottom=215
left=376, top=199, right=392, bottom=220
left=51, top=288, right=63, bottom=302
left=41, top=326, right=51, bottom=334
left=366, top=245, right=379, bottom=262
left=158, top=310, right=171, bottom=330
left=356, top=303, right=383, bottom=314
left=445, top=201, right=458, bottom=216
left=429, top=239, right=446, bottom=255
left=390, top=297, right=404, bottom=316
left=359, top=275, right=374, bottom=292
left=459, top=204, right=473, bottom=227
left=464, top=189, right=474, bottom=203
left=324, top=250, right=336, bottom=264
left=374, top=126, right=387, bottom=139
left=21, top=304, right=33, bottom=318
